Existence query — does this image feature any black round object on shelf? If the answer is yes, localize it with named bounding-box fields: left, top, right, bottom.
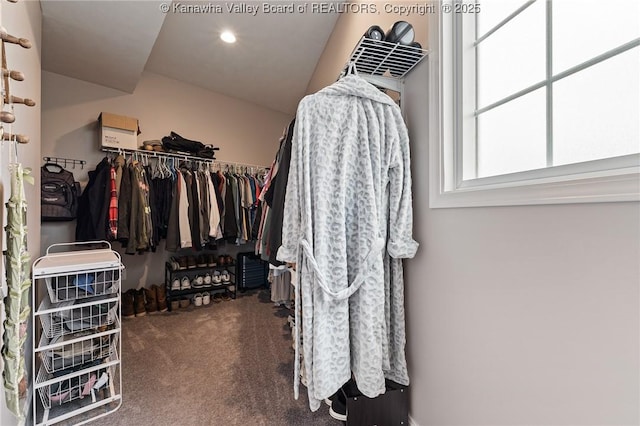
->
left=409, top=41, right=422, bottom=50
left=384, top=21, right=415, bottom=45
left=364, top=25, right=384, bottom=41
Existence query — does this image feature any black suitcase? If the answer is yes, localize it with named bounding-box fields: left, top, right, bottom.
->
left=237, top=252, right=269, bottom=291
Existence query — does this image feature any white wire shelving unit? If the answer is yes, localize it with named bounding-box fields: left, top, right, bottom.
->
left=31, top=241, right=123, bottom=426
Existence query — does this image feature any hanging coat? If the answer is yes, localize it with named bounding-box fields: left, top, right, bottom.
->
left=76, top=157, right=111, bottom=241
left=265, top=119, right=295, bottom=266
left=277, top=75, right=418, bottom=410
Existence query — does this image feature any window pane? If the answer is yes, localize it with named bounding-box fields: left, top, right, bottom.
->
left=477, top=0, right=545, bottom=108
left=553, top=0, right=640, bottom=73
left=553, top=48, right=640, bottom=166
left=476, top=0, right=531, bottom=38
left=477, top=88, right=547, bottom=178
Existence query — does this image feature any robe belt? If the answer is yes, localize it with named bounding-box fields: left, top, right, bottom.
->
left=299, top=237, right=386, bottom=300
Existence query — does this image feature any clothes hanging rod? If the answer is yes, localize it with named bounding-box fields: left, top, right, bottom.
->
left=100, top=147, right=268, bottom=170
left=101, top=146, right=215, bottom=163
left=215, top=160, right=270, bottom=170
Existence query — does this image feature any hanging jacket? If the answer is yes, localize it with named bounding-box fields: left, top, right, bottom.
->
left=166, top=176, right=180, bottom=252
left=178, top=171, right=192, bottom=249
left=117, top=164, right=132, bottom=243
left=125, top=164, right=142, bottom=254
left=197, top=171, right=210, bottom=244
left=211, top=172, right=224, bottom=216
left=189, top=170, right=202, bottom=251
left=223, top=174, right=238, bottom=240
left=265, top=119, right=295, bottom=266
left=76, top=158, right=111, bottom=241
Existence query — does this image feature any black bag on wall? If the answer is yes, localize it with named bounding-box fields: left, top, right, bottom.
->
left=41, top=163, right=81, bottom=221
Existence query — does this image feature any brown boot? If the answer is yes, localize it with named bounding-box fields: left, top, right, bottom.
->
left=154, top=284, right=168, bottom=312
left=133, top=289, right=147, bottom=317
left=122, top=289, right=135, bottom=318
left=144, top=286, right=158, bottom=314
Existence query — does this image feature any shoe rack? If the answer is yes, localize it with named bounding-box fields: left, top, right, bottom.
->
left=31, top=242, right=123, bottom=425
left=164, top=254, right=237, bottom=311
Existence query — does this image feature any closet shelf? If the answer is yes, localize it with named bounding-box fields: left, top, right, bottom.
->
left=344, top=37, right=428, bottom=80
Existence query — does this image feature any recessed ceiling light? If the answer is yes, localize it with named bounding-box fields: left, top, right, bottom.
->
left=220, top=31, right=236, bottom=44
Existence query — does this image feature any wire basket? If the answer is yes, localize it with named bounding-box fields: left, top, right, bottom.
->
left=38, top=325, right=119, bottom=374
left=38, top=297, right=118, bottom=339
left=45, top=268, right=120, bottom=303
left=346, top=37, right=427, bottom=78
left=36, top=349, right=119, bottom=409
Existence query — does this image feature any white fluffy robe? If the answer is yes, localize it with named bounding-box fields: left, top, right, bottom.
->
left=277, top=75, right=418, bottom=411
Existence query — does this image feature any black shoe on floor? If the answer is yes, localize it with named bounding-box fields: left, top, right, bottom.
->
left=329, top=390, right=347, bottom=422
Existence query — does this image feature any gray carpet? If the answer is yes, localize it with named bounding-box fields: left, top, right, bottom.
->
left=86, top=289, right=338, bottom=426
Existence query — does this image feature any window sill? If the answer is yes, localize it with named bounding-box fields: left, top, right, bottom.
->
left=429, top=167, right=640, bottom=208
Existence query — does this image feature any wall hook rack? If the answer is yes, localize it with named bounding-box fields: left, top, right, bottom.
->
left=43, top=156, right=86, bottom=169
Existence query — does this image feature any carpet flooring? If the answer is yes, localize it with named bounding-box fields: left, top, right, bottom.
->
left=84, top=289, right=338, bottom=426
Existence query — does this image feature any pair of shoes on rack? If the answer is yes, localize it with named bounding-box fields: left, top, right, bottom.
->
left=187, top=256, right=197, bottom=269
left=194, top=293, right=203, bottom=307
left=171, top=278, right=181, bottom=291
left=169, top=256, right=187, bottom=270
left=168, top=257, right=180, bottom=271
left=193, top=293, right=211, bottom=306
left=217, top=255, right=234, bottom=266
left=181, top=276, right=191, bottom=290
left=203, top=273, right=212, bottom=287
left=192, top=275, right=204, bottom=289
left=196, top=255, right=207, bottom=267
left=206, top=254, right=217, bottom=267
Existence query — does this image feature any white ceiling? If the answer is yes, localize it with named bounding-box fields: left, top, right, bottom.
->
left=41, top=1, right=167, bottom=93
left=41, top=1, right=341, bottom=115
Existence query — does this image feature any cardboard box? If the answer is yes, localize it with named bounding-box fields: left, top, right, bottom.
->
left=98, top=112, right=139, bottom=150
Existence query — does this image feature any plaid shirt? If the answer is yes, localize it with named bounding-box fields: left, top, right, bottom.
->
left=108, top=166, right=118, bottom=239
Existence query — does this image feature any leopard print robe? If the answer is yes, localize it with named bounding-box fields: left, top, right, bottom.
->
left=278, top=75, right=418, bottom=411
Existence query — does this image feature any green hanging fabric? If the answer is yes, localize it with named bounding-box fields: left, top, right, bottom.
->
left=2, top=163, right=33, bottom=424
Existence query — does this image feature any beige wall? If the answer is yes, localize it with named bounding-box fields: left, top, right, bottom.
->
left=0, top=1, right=41, bottom=424
left=404, top=57, right=640, bottom=425
left=41, top=70, right=291, bottom=291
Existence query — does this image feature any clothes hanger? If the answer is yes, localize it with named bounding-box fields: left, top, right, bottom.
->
left=163, top=157, right=172, bottom=179
left=151, top=156, right=160, bottom=179
left=348, top=61, right=358, bottom=76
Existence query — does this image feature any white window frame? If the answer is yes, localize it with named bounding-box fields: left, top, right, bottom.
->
left=428, top=0, right=640, bottom=208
